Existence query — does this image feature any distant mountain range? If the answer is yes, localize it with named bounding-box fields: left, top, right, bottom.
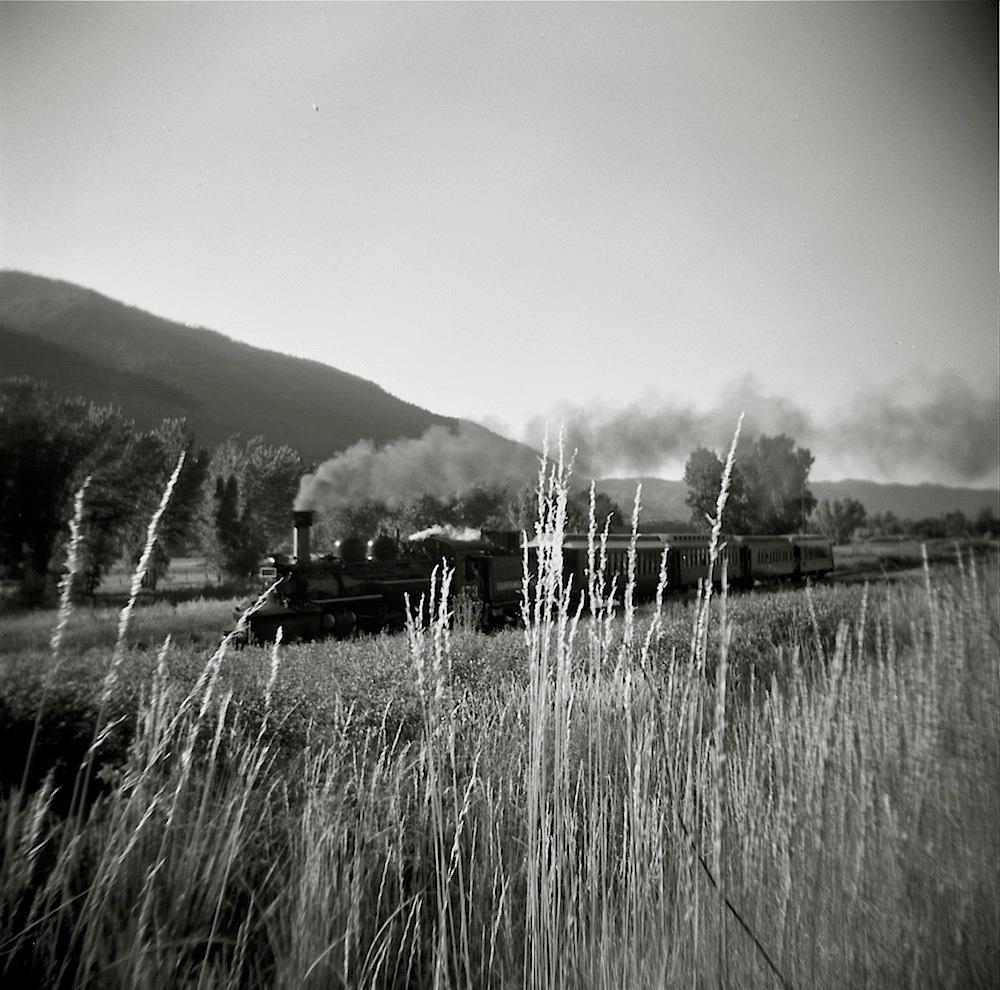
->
left=594, top=477, right=1000, bottom=523
left=2, top=270, right=997, bottom=520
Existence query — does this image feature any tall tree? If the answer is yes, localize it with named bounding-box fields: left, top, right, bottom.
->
left=82, top=417, right=211, bottom=593
left=683, top=446, right=751, bottom=532
left=206, top=436, right=304, bottom=579
left=683, top=433, right=815, bottom=534
left=149, top=421, right=211, bottom=559
left=740, top=434, right=816, bottom=533
left=454, top=483, right=511, bottom=530
left=813, top=498, right=867, bottom=545
left=0, top=377, right=141, bottom=597
left=974, top=507, right=1000, bottom=538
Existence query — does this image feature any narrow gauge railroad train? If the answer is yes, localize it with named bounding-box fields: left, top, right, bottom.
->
left=237, top=511, right=834, bottom=644
left=538, top=531, right=834, bottom=602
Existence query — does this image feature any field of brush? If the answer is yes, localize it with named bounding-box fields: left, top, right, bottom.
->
left=1, top=513, right=998, bottom=988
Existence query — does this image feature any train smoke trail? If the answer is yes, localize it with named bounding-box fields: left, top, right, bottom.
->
left=527, top=373, right=1000, bottom=486
left=297, top=374, right=997, bottom=515
left=295, top=423, right=539, bottom=512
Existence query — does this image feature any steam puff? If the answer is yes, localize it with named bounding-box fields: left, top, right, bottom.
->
left=409, top=525, right=483, bottom=542
left=296, top=423, right=539, bottom=512
left=828, top=376, right=1000, bottom=484
left=526, top=373, right=999, bottom=486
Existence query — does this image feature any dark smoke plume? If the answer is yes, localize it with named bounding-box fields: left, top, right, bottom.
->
left=296, top=423, right=539, bottom=512
left=296, top=375, right=997, bottom=514
left=526, top=373, right=999, bottom=486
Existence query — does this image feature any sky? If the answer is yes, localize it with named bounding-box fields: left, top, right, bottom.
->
left=1, top=2, right=997, bottom=486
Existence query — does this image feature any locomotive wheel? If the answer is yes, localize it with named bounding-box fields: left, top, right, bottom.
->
left=322, top=609, right=357, bottom=639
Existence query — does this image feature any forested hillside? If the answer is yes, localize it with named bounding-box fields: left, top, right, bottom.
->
left=0, top=270, right=459, bottom=464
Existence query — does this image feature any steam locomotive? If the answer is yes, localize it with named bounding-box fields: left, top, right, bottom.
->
left=238, top=511, right=524, bottom=644
left=236, top=511, right=834, bottom=645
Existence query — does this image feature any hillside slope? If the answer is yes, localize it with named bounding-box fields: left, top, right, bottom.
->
left=809, top=480, right=1000, bottom=521
left=0, top=270, right=458, bottom=463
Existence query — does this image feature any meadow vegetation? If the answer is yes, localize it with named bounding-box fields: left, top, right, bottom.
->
left=1, top=454, right=997, bottom=989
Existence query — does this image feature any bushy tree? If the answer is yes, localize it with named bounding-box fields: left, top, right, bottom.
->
left=454, top=483, right=512, bottom=530
left=0, top=378, right=211, bottom=598
left=0, top=378, right=111, bottom=594
left=813, top=498, right=868, bottom=545
left=740, top=434, right=816, bottom=533
left=974, top=507, right=1000, bottom=538
left=942, top=510, right=972, bottom=539
left=684, top=447, right=736, bottom=531
left=150, top=422, right=211, bottom=558
left=504, top=482, right=540, bottom=533
left=206, top=436, right=303, bottom=580
left=862, top=511, right=906, bottom=539
left=683, top=433, right=815, bottom=534
left=580, top=491, right=632, bottom=533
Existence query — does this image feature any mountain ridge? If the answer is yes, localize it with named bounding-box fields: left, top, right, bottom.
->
left=3, top=270, right=997, bottom=520
left=594, top=476, right=1000, bottom=523
left=0, top=269, right=472, bottom=464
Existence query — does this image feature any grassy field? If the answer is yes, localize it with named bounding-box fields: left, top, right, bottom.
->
left=834, top=537, right=999, bottom=577
left=1, top=479, right=997, bottom=988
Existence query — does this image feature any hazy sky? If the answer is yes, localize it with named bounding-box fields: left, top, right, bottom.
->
left=1, top=2, right=997, bottom=484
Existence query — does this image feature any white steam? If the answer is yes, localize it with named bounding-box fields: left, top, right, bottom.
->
left=408, top=525, right=484, bottom=542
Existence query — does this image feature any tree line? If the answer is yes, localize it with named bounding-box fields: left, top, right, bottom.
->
left=0, top=378, right=302, bottom=600
left=683, top=436, right=999, bottom=543
left=0, top=377, right=626, bottom=601
left=3, top=376, right=995, bottom=603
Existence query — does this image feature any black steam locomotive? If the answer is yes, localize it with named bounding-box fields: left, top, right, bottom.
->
left=239, top=511, right=524, bottom=644
left=236, top=511, right=834, bottom=645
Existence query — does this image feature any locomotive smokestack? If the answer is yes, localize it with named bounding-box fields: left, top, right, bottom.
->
left=293, top=510, right=313, bottom=563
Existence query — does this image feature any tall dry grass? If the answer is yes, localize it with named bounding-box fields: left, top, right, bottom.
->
left=1, top=440, right=997, bottom=988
